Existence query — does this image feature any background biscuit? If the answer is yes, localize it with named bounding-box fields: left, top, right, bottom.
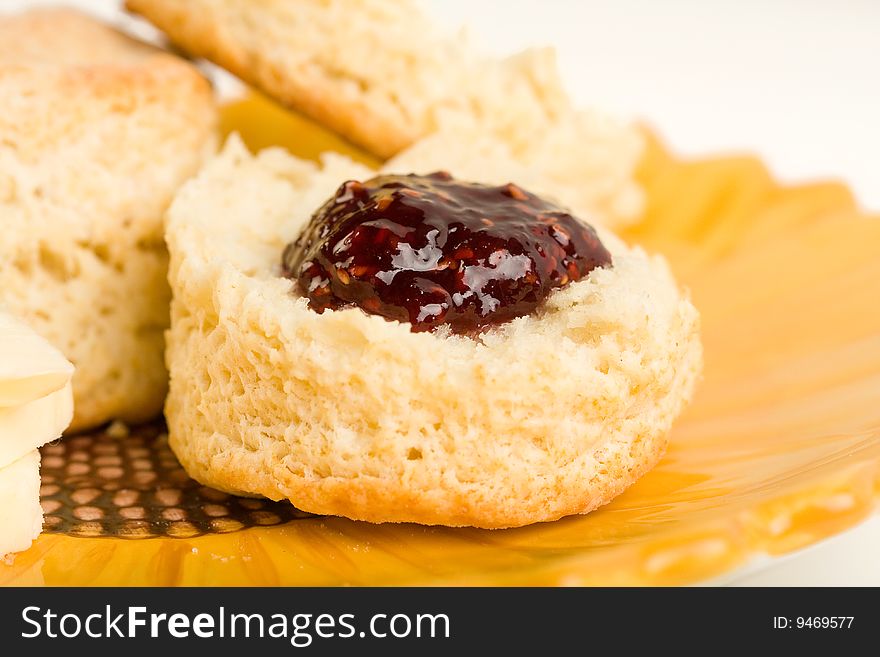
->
left=127, top=0, right=643, bottom=227
left=0, top=9, right=217, bottom=431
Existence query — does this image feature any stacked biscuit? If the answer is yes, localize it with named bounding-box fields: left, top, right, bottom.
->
left=0, top=311, right=74, bottom=560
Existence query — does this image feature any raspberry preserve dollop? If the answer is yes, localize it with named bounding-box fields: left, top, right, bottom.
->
left=282, top=172, right=612, bottom=334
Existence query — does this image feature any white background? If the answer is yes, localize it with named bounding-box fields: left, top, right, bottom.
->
left=3, top=0, right=879, bottom=584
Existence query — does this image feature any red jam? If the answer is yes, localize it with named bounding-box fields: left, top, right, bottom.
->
left=282, top=172, right=612, bottom=334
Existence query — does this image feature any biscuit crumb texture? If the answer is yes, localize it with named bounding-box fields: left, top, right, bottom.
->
left=127, top=0, right=643, bottom=227
left=164, top=137, right=702, bottom=528
left=0, top=9, right=217, bottom=431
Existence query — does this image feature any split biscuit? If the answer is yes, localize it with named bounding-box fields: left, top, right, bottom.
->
left=163, top=136, right=702, bottom=528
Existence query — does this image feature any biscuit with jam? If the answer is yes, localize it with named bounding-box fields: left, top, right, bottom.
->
left=163, top=136, right=701, bottom=528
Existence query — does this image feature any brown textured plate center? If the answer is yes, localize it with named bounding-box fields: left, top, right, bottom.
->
left=39, top=421, right=311, bottom=539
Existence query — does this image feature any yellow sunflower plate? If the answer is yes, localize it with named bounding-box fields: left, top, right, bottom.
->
left=3, top=93, right=879, bottom=586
